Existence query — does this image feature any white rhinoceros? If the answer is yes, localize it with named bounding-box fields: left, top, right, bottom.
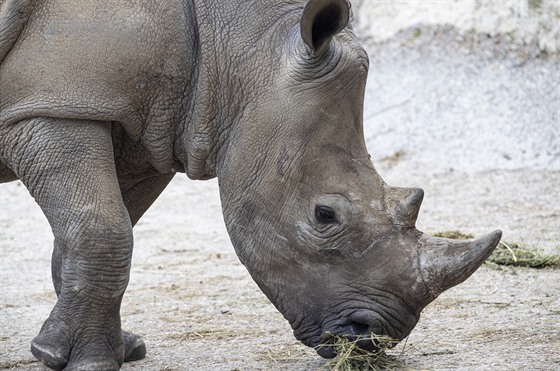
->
left=0, top=0, right=501, bottom=369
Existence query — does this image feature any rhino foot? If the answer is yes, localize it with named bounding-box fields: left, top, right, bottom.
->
left=30, top=335, right=69, bottom=371
left=31, top=328, right=121, bottom=371
left=30, top=299, right=129, bottom=371
left=122, top=330, right=147, bottom=362
left=56, top=359, right=120, bottom=371
left=31, top=325, right=146, bottom=370
left=31, top=329, right=145, bottom=370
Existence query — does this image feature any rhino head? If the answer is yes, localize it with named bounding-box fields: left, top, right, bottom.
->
left=213, top=0, right=501, bottom=357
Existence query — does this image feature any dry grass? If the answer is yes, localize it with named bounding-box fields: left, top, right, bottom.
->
left=320, top=333, right=405, bottom=371
left=433, top=231, right=560, bottom=269
left=433, top=230, right=474, bottom=239
left=0, top=358, right=38, bottom=369
left=486, top=241, right=560, bottom=268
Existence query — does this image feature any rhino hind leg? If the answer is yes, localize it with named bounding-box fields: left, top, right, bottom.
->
left=117, top=173, right=177, bottom=362
left=1, top=117, right=133, bottom=370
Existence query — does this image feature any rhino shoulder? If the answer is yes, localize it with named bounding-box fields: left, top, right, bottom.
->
left=0, top=0, right=36, bottom=64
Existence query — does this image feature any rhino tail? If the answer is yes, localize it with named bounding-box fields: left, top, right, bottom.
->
left=0, top=0, right=36, bottom=64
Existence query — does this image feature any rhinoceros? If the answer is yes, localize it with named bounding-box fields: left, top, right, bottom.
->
left=0, top=0, right=501, bottom=369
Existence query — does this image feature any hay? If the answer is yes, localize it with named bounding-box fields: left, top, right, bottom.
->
left=486, top=241, right=560, bottom=268
left=433, top=230, right=474, bottom=239
left=434, top=231, right=560, bottom=269
left=320, top=333, right=404, bottom=371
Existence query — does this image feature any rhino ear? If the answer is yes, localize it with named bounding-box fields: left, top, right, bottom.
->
left=300, top=0, right=350, bottom=55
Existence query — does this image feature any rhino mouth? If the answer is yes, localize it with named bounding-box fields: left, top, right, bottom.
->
left=315, top=324, right=382, bottom=358
left=313, top=309, right=416, bottom=359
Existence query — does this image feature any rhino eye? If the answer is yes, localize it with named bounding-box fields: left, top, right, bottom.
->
left=315, top=205, right=338, bottom=224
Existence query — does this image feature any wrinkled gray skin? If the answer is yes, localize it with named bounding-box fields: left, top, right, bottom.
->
left=0, top=0, right=501, bottom=369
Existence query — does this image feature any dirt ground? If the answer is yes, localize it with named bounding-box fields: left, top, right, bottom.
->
left=1, top=172, right=559, bottom=370
left=1, top=24, right=559, bottom=371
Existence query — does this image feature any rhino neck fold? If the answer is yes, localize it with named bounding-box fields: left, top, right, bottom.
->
left=180, top=0, right=303, bottom=180
left=178, top=1, right=222, bottom=180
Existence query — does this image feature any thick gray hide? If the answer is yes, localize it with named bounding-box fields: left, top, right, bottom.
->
left=0, top=0, right=501, bottom=369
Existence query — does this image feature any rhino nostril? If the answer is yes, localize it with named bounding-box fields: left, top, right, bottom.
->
left=348, top=321, right=370, bottom=336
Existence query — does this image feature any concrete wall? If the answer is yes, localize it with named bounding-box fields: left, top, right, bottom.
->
left=352, top=0, right=560, bottom=53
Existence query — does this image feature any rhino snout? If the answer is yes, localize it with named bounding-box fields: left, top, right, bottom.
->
left=313, top=306, right=419, bottom=359
left=315, top=322, right=397, bottom=358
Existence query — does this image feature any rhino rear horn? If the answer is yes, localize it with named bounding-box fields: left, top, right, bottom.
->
left=385, top=186, right=424, bottom=227
left=300, top=0, right=350, bottom=55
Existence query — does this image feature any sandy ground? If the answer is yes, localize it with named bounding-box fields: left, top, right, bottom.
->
left=1, top=23, right=559, bottom=371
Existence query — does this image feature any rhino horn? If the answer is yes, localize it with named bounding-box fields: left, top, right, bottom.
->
left=384, top=186, right=424, bottom=227
left=417, top=230, right=502, bottom=300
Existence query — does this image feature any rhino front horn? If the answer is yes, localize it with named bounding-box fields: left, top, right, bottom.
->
left=418, top=230, right=502, bottom=300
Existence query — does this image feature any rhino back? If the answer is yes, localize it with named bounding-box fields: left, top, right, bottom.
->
left=0, top=0, right=199, bottom=145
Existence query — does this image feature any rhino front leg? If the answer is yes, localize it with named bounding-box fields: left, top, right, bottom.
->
left=51, top=239, right=146, bottom=364
left=50, top=172, right=175, bottom=363
left=1, top=118, right=132, bottom=370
